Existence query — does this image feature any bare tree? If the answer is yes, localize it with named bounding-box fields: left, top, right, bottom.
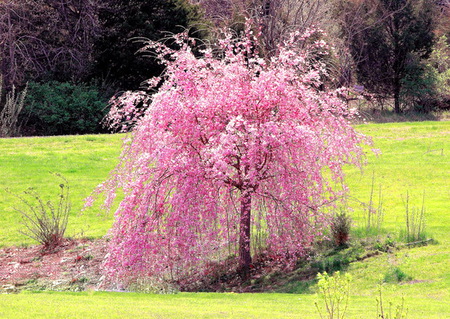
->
left=192, top=0, right=330, bottom=55
left=0, top=0, right=100, bottom=91
left=435, top=0, right=450, bottom=37
left=338, top=0, right=435, bottom=113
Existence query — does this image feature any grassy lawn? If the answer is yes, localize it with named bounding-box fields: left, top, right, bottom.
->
left=0, top=134, right=122, bottom=247
left=346, top=121, right=450, bottom=244
left=0, top=121, right=449, bottom=318
left=343, top=121, right=449, bottom=311
left=2, top=122, right=446, bottom=247
left=0, top=291, right=447, bottom=318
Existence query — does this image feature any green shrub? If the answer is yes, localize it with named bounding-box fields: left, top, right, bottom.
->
left=425, top=35, right=450, bottom=110
left=373, top=235, right=396, bottom=253
left=377, top=282, right=409, bottom=318
left=383, top=267, right=412, bottom=283
left=400, top=55, right=437, bottom=113
left=313, top=255, right=349, bottom=274
left=315, top=271, right=351, bottom=319
left=21, top=81, right=108, bottom=136
left=311, top=245, right=364, bottom=274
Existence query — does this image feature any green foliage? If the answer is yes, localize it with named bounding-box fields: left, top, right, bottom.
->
left=347, top=0, right=435, bottom=113
left=377, top=283, right=409, bottom=318
left=312, top=255, right=347, bottom=274
left=311, top=245, right=365, bottom=274
left=315, top=271, right=351, bottom=319
left=8, top=173, right=70, bottom=249
left=21, top=81, right=108, bottom=136
left=425, top=35, right=450, bottom=109
left=383, top=267, right=412, bottom=284
left=400, top=54, right=438, bottom=113
left=373, top=235, right=396, bottom=253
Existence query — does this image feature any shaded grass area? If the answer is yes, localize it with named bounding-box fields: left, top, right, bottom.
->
left=0, top=291, right=447, bottom=319
left=0, top=134, right=123, bottom=247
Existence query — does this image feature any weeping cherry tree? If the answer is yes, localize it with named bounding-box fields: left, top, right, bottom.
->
left=91, top=26, right=368, bottom=287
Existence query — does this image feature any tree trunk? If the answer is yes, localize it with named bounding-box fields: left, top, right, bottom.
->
left=238, top=189, right=252, bottom=280
left=393, top=78, right=401, bottom=114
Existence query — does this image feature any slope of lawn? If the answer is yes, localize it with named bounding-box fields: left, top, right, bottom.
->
left=0, top=121, right=449, bottom=318
left=345, top=121, right=450, bottom=244
left=0, top=134, right=123, bottom=247
left=342, top=121, right=450, bottom=313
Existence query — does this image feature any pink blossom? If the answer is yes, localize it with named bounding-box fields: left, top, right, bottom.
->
left=95, top=26, right=369, bottom=287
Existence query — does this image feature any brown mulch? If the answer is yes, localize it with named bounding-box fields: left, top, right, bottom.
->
left=0, top=238, right=108, bottom=293
left=0, top=239, right=321, bottom=293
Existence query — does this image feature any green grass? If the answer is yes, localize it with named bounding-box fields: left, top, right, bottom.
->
left=0, top=121, right=449, bottom=318
left=345, top=121, right=450, bottom=244
left=0, top=291, right=448, bottom=318
left=342, top=121, right=450, bottom=309
left=1, top=123, right=447, bottom=247
left=0, top=134, right=123, bottom=246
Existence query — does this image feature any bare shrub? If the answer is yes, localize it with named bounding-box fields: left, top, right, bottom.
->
left=0, top=77, right=27, bottom=137
left=377, top=282, right=408, bottom=319
left=8, top=173, right=70, bottom=250
left=402, top=191, right=427, bottom=243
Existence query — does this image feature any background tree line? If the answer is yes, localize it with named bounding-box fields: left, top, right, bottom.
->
left=0, top=0, right=204, bottom=136
left=1, top=0, right=449, bottom=137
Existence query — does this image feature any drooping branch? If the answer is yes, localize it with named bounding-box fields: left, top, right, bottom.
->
left=93, top=25, right=368, bottom=288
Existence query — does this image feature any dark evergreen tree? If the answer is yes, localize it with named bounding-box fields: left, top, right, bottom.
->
left=91, top=0, right=205, bottom=92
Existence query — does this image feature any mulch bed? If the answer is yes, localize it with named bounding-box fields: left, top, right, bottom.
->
left=0, top=238, right=108, bottom=293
